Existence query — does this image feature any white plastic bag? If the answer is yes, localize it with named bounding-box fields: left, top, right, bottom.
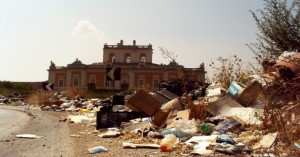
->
left=87, top=146, right=108, bottom=153
left=174, top=119, right=197, bottom=138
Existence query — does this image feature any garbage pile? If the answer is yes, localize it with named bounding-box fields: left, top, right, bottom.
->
left=98, top=84, right=267, bottom=156
left=159, top=79, right=208, bottom=98
left=0, top=92, right=25, bottom=106
left=60, top=85, right=271, bottom=156
left=0, top=94, right=8, bottom=104
left=8, top=51, right=298, bottom=156
left=84, top=51, right=299, bottom=156
left=42, top=92, right=100, bottom=112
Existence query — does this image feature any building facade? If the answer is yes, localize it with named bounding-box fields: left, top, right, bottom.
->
left=48, top=40, right=206, bottom=91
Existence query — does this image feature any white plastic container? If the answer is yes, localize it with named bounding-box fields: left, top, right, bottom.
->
left=160, top=134, right=177, bottom=151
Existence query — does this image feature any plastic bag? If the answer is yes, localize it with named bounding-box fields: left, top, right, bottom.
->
left=174, top=119, right=197, bottom=138
left=87, top=146, right=108, bottom=153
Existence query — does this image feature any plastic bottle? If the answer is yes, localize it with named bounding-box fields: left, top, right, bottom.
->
left=160, top=134, right=177, bottom=151
left=161, top=128, right=178, bottom=137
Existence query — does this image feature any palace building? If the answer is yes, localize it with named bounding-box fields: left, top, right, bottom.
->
left=47, top=40, right=206, bottom=91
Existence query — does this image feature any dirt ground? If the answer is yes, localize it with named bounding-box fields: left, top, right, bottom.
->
left=69, top=122, right=185, bottom=157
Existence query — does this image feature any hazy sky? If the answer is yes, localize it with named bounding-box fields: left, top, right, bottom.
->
left=0, top=0, right=264, bottom=82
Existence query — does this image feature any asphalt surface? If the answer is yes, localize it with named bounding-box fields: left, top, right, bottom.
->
left=0, top=108, right=30, bottom=140
left=0, top=106, right=74, bottom=157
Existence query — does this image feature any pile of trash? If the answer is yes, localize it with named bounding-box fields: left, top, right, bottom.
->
left=159, top=79, right=208, bottom=98
left=41, top=92, right=108, bottom=112
left=90, top=84, right=267, bottom=156
left=55, top=85, right=285, bottom=156
left=21, top=51, right=300, bottom=156
left=0, top=92, right=26, bottom=106
left=83, top=51, right=299, bottom=156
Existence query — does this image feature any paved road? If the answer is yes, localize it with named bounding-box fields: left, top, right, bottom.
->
left=0, top=106, right=74, bottom=157
left=0, top=108, right=30, bottom=139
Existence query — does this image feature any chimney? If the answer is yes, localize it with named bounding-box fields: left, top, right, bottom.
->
left=133, top=40, right=136, bottom=46
left=120, top=40, right=123, bottom=45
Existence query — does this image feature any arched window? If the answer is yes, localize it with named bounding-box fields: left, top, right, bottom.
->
left=125, top=53, right=131, bottom=63
left=126, top=56, right=131, bottom=63
left=141, top=56, right=146, bottom=63
left=140, top=54, right=146, bottom=63
left=109, top=54, right=115, bottom=63
left=112, top=56, right=115, bottom=63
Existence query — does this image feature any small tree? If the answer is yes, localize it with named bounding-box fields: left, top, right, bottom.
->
left=248, top=0, right=300, bottom=63
left=159, top=47, right=178, bottom=64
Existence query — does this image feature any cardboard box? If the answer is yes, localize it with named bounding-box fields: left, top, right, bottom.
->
left=238, top=80, right=262, bottom=106
left=126, top=89, right=161, bottom=116
left=152, top=109, right=170, bottom=127
left=157, top=89, right=178, bottom=100
left=152, top=93, right=170, bottom=104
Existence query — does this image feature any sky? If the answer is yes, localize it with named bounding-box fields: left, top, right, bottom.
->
left=0, top=0, right=264, bottom=82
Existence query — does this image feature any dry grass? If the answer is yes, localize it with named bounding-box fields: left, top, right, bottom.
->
left=65, top=87, right=88, bottom=98
left=26, top=90, right=47, bottom=105
left=209, top=55, right=254, bottom=88
left=185, top=97, right=210, bottom=121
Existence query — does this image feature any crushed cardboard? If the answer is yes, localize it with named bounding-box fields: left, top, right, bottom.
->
left=152, top=109, right=171, bottom=128
left=221, top=107, right=263, bottom=125
left=126, top=89, right=161, bottom=116
left=207, top=95, right=242, bottom=116
left=152, top=97, right=183, bottom=128
left=253, top=132, right=278, bottom=149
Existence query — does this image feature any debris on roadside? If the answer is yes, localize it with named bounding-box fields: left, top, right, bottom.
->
left=16, top=134, right=43, bottom=139
left=252, top=132, right=278, bottom=149
left=69, top=134, right=81, bottom=138
left=294, top=139, right=300, bottom=149
left=98, top=130, right=121, bottom=138
left=123, top=142, right=160, bottom=149
left=87, top=146, right=108, bottom=153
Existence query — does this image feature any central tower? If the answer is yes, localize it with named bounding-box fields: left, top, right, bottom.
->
left=103, top=40, right=153, bottom=64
